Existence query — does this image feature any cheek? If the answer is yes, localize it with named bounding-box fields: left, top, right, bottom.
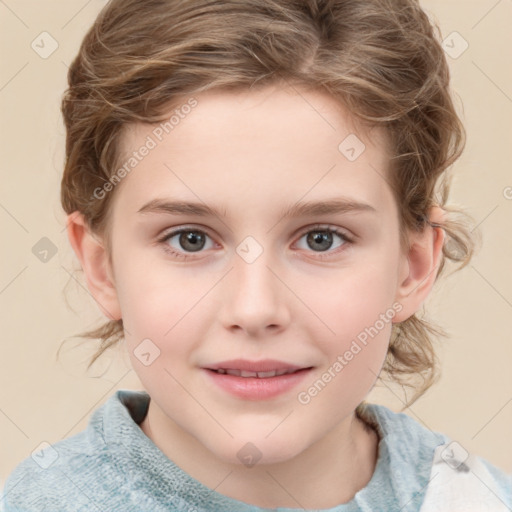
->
left=305, top=256, right=399, bottom=343
left=118, top=266, right=209, bottom=392
left=114, top=247, right=209, bottom=338
left=116, top=262, right=223, bottom=393
left=298, top=256, right=398, bottom=399
left=297, top=275, right=394, bottom=414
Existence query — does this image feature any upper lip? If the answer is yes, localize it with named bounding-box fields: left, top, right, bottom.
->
left=204, top=359, right=308, bottom=372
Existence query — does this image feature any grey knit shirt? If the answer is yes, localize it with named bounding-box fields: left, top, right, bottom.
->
left=2, top=390, right=511, bottom=511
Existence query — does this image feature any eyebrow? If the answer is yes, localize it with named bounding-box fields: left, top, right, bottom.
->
left=137, top=197, right=377, bottom=219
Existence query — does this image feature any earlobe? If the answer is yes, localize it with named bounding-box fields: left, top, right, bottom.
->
left=393, top=206, right=446, bottom=323
left=66, top=211, right=122, bottom=321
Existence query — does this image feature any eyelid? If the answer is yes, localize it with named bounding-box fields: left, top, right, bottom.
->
left=295, top=223, right=353, bottom=240
left=158, top=224, right=215, bottom=240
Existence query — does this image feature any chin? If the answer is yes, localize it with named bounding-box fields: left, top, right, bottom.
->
left=202, top=431, right=309, bottom=468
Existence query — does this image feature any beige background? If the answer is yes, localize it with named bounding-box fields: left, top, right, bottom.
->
left=1, top=0, right=511, bottom=487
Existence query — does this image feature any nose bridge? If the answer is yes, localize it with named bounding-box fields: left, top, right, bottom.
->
left=234, top=251, right=276, bottom=299
left=233, top=241, right=279, bottom=307
left=221, top=237, right=290, bottom=334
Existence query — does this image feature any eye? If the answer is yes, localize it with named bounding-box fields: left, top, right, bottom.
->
left=157, top=227, right=215, bottom=260
left=294, top=225, right=353, bottom=257
left=157, top=224, right=353, bottom=261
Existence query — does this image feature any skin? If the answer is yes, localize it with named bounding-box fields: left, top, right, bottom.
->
left=67, top=83, right=445, bottom=509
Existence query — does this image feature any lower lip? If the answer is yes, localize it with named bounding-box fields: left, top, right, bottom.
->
left=202, top=368, right=312, bottom=400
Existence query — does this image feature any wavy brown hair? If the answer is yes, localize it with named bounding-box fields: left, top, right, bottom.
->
left=60, top=0, right=476, bottom=408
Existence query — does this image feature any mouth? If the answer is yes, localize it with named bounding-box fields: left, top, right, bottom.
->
left=206, top=368, right=305, bottom=378
left=202, top=359, right=313, bottom=400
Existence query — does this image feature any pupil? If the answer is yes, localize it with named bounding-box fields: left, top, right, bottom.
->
left=308, top=231, right=332, bottom=252
left=181, top=231, right=205, bottom=252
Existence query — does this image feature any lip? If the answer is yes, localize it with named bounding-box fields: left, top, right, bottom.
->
left=205, top=359, right=304, bottom=373
left=202, top=359, right=313, bottom=400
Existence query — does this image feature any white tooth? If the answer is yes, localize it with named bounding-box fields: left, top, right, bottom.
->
left=257, top=371, right=277, bottom=378
left=240, top=370, right=258, bottom=377
left=226, top=369, right=241, bottom=376
left=275, top=369, right=289, bottom=376
left=216, top=369, right=226, bottom=374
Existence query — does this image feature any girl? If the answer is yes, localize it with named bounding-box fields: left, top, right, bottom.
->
left=4, top=0, right=511, bottom=510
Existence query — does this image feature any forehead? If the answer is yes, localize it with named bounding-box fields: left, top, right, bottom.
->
left=112, top=84, right=394, bottom=220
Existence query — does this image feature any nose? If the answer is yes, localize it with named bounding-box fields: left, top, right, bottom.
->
left=219, top=249, right=291, bottom=338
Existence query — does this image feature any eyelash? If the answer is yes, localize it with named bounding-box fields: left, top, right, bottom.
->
left=156, top=224, right=354, bottom=261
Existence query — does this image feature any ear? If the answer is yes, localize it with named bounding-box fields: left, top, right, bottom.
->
left=66, top=211, right=122, bottom=321
left=393, top=206, right=446, bottom=323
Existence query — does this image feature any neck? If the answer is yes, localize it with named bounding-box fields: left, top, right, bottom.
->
left=140, top=403, right=379, bottom=509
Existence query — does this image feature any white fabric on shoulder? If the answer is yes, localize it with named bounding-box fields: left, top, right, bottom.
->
left=420, top=441, right=511, bottom=512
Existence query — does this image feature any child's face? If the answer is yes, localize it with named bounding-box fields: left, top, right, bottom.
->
left=100, top=84, right=417, bottom=465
